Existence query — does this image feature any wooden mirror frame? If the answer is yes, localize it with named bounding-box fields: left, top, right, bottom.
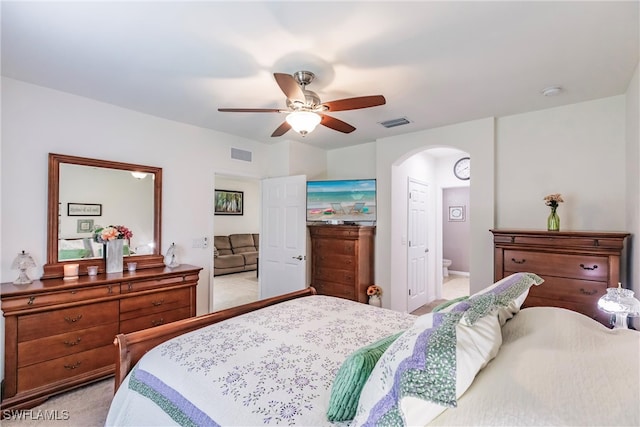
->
left=42, top=153, right=164, bottom=279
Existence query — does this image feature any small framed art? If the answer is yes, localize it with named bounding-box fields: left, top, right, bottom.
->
left=214, top=189, right=243, bottom=215
left=68, top=203, right=102, bottom=216
left=448, top=205, right=465, bottom=222
left=76, top=219, right=94, bottom=233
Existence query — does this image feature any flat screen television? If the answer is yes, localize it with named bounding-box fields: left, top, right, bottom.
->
left=306, top=179, right=376, bottom=224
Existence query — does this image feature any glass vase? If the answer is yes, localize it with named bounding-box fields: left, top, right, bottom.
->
left=368, top=295, right=381, bottom=307
left=547, top=207, right=560, bottom=231
left=105, top=239, right=124, bottom=273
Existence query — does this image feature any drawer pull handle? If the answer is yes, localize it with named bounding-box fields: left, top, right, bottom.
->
left=128, top=282, right=134, bottom=291
left=64, top=338, right=82, bottom=347
left=579, top=288, right=597, bottom=295
left=152, top=299, right=165, bottom=306
left=27, top=296, right=35, bottom=305
left=108, top=284, right=113, bottom=294
left=64, top=361, right=82, bottom=370
left=511, top=258, right=526, bottom=264
left=152, top=318, right=165, bottom=327
left=64, top=315, right=83, bottom=323
left=579, top=264, right=598, bottom=271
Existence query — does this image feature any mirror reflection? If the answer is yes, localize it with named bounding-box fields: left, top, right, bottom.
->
left=58, top=164, right=156, bottom=261
left=44, top=153, right=163, bottom=279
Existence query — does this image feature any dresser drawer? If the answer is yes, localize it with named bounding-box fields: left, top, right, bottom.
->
left=18, top=322, right=118, bottom=367
left=313, top=240, right=356, bottom=256
left=314, top=253, right=356, bottom=270
left=503, top=250, right=609, bottom=281
left=527, top=277, right=606, bottom=305
left=17, top=344, right=114, bottom=393
left=120, top=272, right=198, bottom=294
left=119, top=306, right=192, bottom=334
left=17, top=301, right=118, bottom=342
left=313, top=280, right=356, bottom=300
left=2, top=284, right=118, bottom=311
left=120, top=288, right=190, bottom=320
left=313, top=266, right=356, bottom=284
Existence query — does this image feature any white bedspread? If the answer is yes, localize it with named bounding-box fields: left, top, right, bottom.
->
left=430, top=306, right=640, bottom=426
left=106, top=295, right=416, bottom=426
left=106, top=298, right=640, bottom=427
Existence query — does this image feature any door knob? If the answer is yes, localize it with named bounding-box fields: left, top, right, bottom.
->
left=292, top=255, right=304, bottom=260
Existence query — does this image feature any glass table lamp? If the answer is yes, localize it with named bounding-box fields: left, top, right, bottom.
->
left=11, top=250, right=36, bottom=285
left=597, top=284, right=640, bottom=329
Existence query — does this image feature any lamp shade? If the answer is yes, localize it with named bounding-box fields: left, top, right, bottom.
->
left=11, top=250, right=36, bottom=285
left=597, top=286, right=640, bottom=329
left=286, top=111, right=321, bottom=136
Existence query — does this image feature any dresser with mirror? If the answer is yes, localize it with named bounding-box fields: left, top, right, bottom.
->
left=1, top=153, right=201, bottom=412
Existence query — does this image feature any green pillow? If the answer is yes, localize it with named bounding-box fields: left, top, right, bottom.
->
left=432, top=295, right=470, bottom=313
left=327, top=332, right=403, bottom=422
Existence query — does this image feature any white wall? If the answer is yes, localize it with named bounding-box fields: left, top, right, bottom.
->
left=328, top=96, right=629, bottom=314
left=625, top=63, right=639, bottom=329
left=0, top=77, right=271, bottom=318
left=372, top=118, right=495, bottom=312
left=327, top=142, right=376, bottom=179
left=496, top=96, right=626, bottom=231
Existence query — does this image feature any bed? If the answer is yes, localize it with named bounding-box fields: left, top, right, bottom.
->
left=106, top=273, right=640, bottom=426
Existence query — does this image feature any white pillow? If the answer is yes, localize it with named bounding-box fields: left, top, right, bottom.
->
left=353, top=272, right=543, bottom=426
left=438, top=272, right=544, bottom=325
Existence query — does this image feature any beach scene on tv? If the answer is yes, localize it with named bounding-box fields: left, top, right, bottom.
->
left=306, top=179, right=377, bottom=223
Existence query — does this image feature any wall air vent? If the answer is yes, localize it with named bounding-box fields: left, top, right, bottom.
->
left=379, top=117, right=411, bottom=128
left=231, top=148, right=252, bottom=162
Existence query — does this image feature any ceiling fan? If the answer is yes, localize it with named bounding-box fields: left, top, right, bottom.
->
left=218, top=71, right=386, bottom=137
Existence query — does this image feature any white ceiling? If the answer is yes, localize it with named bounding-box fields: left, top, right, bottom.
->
left=2, top=1, right=638, bottom=150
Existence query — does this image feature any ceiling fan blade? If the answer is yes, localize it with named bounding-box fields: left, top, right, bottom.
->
left=274, top=73, right=306, bottom=104
left=320, top=114, right=356, bottom=134
left=271, top=121, right=291, bottom=137
left=322, top=95, right=386, bottom=112
left=218, top=108, right=283, bottom=113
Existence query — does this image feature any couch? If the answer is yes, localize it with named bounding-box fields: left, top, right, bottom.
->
left=213, top=233, right=259, bottom=276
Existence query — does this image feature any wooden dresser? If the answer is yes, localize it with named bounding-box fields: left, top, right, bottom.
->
left=1, top=264, right=201, bottom=411
left=491, top=230, right=629, bottom=327
left=308, top=225, right=375, bottom=303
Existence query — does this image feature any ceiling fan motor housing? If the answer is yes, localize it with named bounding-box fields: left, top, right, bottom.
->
left=287, top=89, right=321, bottom=110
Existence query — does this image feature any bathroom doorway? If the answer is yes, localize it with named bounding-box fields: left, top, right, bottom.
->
left=442, top=186, right=470, bottom=299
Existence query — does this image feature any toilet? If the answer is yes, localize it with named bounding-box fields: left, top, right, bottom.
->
left=443, top=259, right=452, bottom=277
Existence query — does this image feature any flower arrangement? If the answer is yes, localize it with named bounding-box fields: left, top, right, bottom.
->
left=367, top=285, right=382, bottom=297
left=543, top=193, right=564, bottom=209
left=94, top=225, right=133, bottom=243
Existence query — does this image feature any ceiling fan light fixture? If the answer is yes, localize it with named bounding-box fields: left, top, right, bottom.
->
left=286, top=111, right=321, bottom=136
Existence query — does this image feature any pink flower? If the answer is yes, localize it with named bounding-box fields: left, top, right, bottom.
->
left=94, top=225, right=133, bottom=243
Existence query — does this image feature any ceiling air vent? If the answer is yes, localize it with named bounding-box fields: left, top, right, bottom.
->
left=231, top=148, right=252, bottom=162
left=379, top=117, right=411, bottom=128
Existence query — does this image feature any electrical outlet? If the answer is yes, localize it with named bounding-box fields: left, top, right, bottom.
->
left=192, top=237, right=209, bottom=249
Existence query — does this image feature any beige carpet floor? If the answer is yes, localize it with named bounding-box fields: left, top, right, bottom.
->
left=2, top=378, right=113, bottom=426
left=3, top=273, right=468, bottom=425
left=212, top=270, right=259, bottom=311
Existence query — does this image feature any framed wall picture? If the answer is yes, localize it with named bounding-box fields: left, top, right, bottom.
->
left=214, top=189, right=243, bottom=215
left=76, top=219, right=94, bottom=233
left=448, top=205, right=466, bottom=222
left=67, top=203, right=102, bottom=216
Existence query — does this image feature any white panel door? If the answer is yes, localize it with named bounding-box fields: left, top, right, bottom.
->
left=259, top=175, right=307, bottom=299
left=407, top=178, right=429, bottom=312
